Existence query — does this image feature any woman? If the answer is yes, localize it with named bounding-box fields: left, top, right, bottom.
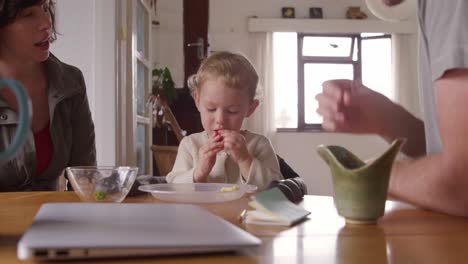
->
left=0, top=0, right=96, bottom=191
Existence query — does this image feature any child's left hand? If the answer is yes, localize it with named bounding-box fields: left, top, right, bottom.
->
left=218, top=130, right=252, bottom=164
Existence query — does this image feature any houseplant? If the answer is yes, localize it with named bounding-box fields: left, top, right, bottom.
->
left=149, top=67, right=177, bottom=106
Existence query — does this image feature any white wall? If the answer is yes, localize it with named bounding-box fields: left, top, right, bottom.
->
left=154, top=0, right=419, bottom=195
left=153, top=0, right=184, bottom=87
left=276, top=133, right=388, bottom=195
left=52, top=0, right=95, bottom=108
left=94, top=1, right=117, bottom=166
left=51, top=0, right=116, bottom=166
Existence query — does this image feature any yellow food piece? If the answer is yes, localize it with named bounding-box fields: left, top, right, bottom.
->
left=220, top=186, right=239, bottom=192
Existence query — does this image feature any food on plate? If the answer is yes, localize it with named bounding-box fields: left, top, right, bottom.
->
left=220, top=185, right=239, bottom=192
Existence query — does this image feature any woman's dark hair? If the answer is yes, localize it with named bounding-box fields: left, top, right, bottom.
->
left=0, top=0, right=57, bottom=42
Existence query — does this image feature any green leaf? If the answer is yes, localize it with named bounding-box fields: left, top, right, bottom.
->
left=152, top=66, right=177, bottom=104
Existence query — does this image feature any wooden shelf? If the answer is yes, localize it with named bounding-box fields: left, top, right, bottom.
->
left=248, top=18, right=416, bottom=34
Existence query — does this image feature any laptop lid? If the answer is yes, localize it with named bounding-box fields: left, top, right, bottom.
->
left=17, top=203, right=261, bottom=260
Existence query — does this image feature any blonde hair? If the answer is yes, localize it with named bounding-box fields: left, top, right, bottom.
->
left=188, top=51, right=259, bottom=101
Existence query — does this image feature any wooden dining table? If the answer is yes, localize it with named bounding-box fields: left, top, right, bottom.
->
left=1, top=191, right=468, bottom=264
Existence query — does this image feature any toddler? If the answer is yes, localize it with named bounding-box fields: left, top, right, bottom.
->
left=166, top=52, right=283, bottom=190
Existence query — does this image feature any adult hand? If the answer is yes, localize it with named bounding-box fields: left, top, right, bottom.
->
left=316, top=79, right=394, bottom=135
left=193, top=133, right=223, bottom=182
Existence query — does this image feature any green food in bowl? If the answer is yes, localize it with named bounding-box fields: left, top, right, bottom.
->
left=93, top=191, right=107, bottom=201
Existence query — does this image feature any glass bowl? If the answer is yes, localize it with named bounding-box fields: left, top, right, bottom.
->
left=66, top=166, right=138, bottom=203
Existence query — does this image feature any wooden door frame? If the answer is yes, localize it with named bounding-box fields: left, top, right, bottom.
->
left=183, top=0, right=209, bottom=85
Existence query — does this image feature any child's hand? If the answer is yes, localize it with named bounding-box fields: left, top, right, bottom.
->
left=219, top=130, right=252, bottom=181
left=193, top=133, right=224, bottom=182
left=219, top=130, right=252, bottom=164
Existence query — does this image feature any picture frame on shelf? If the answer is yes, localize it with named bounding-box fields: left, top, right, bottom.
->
left=346, top=6, right=368, bottom=19
left=309, top=7, right=323, bottom=19
left=282, top=7, right=295, bottom=18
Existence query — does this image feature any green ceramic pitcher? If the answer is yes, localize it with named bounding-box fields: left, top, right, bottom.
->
left=317, top=138, right=404, bottom=224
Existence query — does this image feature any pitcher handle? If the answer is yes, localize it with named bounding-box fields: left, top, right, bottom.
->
left=0, top=79, right=31, bottom=162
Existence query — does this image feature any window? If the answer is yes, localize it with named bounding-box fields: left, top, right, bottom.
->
left=116, top=0, right=154, bottom=174
left=273, top=32, right=391, bottom=131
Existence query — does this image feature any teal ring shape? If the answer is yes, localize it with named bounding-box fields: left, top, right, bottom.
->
left=0, top=79, right=31, bottom=162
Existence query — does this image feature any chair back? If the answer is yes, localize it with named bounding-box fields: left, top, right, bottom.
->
left=151, top=145, right=178, bottom=176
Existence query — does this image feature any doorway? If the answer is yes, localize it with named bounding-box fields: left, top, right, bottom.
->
left=159, top=0, right=208, bottom=145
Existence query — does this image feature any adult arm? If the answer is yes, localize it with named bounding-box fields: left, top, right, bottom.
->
left=68, top=72, right=96, bottom=166
left=389, top=69, right=468, bottom=216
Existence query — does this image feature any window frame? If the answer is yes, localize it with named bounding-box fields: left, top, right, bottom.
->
left=116, top=0, right=154, bottom=173
left=277, top=33, right=390, bottom=132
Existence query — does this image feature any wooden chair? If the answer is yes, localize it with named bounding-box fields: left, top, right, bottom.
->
left=158, top=99, right=185, bottom=143
left=151, top=145, right=178, bottom=176
left=151, top=98, right=185, bottom=176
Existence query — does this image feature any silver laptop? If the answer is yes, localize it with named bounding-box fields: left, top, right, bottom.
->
left=17, top=203, right=261, bottom=260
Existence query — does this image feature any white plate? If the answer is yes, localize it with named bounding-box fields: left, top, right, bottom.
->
left=138, top=183, right=253, bottom=203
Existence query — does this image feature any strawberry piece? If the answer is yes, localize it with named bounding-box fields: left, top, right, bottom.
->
left=214, top=129, right=223, bottom=141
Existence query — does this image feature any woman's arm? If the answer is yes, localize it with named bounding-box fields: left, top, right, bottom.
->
left=68, top=72, right=96, bottom=166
